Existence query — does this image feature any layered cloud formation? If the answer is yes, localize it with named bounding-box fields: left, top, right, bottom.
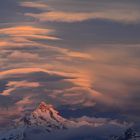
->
left=0, top=68, right=102, bottom=129
left=0, top=0, right=140, bottom=133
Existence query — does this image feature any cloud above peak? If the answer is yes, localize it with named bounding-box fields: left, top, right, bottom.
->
left=0, top=0, right=140, bottom=132
left=0, top=26, right=59, bottom=44
left=26, top=10, right=140, bottom=24
left=0, top=68, right=100, bottom=126
left=20, top=1, right=49, bottom=10
left=20, top=1, right=140, bottom=24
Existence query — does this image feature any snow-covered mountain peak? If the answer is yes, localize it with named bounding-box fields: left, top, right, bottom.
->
left=34, top=101, right=60, bottom=119
left=0, top=102, right=75, bottom=140
left=31, top=102, right=66, bottom=125
left=16, top=102, right=71, bottom=131
left=37, top=101, right=54, bottom=112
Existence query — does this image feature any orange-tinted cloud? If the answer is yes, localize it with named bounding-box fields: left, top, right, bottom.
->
left=0, top=41, right=9, bottom=47
left=0, top=25, right=92, bottom=62
left=1, top=81, right=40, bottom=96
left=0, top=26, right=60, bottom=49
left=0, top=26, right=51, bottom=35
left=0, top=68, right=92, bottom=88
left=0, top=68, right=99, bottom=108
left=8, top=51, right=39, bottom=60
left=20, top=0, right=140, bottom=24
left=26, top=10, right=140, bottom=23
left=0, top=68, right=50, bottom=77
left=20, top=1, right=49, bottom=10
left=0, top=26, right=59, bottom=40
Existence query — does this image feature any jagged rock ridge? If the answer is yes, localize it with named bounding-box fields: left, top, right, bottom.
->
left=0, top=102, right=75, bottom=140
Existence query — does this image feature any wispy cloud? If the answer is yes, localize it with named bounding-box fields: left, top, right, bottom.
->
left=0, top=68, right=99, bottom=109
left=0, top=26, right=59, bottom=42
left=0, top=0, right=140, bottom=131
left=21, top=1, right=140, bottom=24
left=26, top=10, right=140, bottom=23
left=1, top=81, right=40, bottom=96
left=8, top=51, right=39, bottom=61
left=20, top=1, right=49, bottom=10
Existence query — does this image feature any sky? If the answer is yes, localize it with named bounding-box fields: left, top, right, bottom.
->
left=0, top=0, right=140, bottom=133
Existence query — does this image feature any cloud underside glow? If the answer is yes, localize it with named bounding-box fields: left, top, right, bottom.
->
left=0, top=68, right=102, bottom=126
left=0, top=0, right=140, bottom=132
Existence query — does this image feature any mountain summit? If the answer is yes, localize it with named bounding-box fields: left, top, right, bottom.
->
left=0, top=102, right=76, bottom=140
left=17, top=102, right=70, bottom=131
